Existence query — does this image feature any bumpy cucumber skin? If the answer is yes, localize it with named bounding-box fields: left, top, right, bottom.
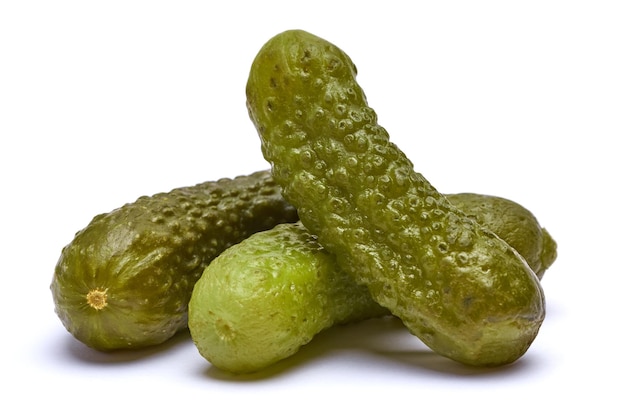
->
left=188, top=193, right=553, bottom=373
left=51, top=170, right=298, bottom=351
left=446, top=193, right=557, bottom=279
left=246, top=30, right=546, bottom=366
left=188, top=222, right=387, bottom=374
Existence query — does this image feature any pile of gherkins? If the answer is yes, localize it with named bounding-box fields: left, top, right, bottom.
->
left=51, top=30, right=557, bottom=374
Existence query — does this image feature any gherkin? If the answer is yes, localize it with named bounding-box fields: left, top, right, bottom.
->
left=51, top=170, right=298, bottom=351
left=189, top=221, right=388, bottom=374
left=446, top=193, right=557, bottom=280
left=246, top=30, right=548, bottom=366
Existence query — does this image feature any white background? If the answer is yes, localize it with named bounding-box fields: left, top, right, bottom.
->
left=2, top=1, right=625, bottom=415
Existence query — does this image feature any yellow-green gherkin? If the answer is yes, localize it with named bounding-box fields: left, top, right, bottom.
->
left=189, top=221, right=387, bottom=374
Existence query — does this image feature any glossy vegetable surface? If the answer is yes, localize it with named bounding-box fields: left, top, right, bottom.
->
left=51, top=170, right=298, bottom=350
left=246, top=29, right=546, bottom=366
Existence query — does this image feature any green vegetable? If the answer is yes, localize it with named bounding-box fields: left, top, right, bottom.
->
left=189, top=193, right=555, bottom=373
left=245, top=29, right=547, bottom=366
left=446, top=193, right=557, bottom=280
left=51, top=170, right=298, bottom=351
left=188, top=221, right=387, bottom=374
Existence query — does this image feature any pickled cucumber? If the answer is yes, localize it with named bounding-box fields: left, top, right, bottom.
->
left=51, top=170, right=298, bottom=350
left=188, top=221, right=387, bottom=374
left=446, top=193, right=557, bottom=280
left=189, top=193, right=555, bottom=373
left=246, top=30, right=548, bottom=366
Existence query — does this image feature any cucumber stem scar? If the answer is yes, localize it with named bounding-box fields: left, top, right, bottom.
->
left=86, top=288, right=108, bottom=310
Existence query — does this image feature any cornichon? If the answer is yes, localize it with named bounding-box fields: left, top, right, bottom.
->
left=189, top=193, right=556, bottom=374
left=246, top=29, right=548, bottom=366
left=189, top=221, right=387, bottom=374
left=50, top=170, right=298, bottom=351
left=446, top=193, right=557, bottom=280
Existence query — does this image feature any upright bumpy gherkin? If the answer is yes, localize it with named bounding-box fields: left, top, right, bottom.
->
left=246, top=30, right=546, bottom=366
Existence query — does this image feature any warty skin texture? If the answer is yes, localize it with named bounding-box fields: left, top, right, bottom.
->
left=446, top=193, right=557, bottom=280
left=246, top=29, right=546, bottom=366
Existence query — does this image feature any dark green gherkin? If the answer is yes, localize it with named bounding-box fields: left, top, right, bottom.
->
left=51, top=170, right=298, bottom=351
left=246, top=30, right=547, bottom=366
